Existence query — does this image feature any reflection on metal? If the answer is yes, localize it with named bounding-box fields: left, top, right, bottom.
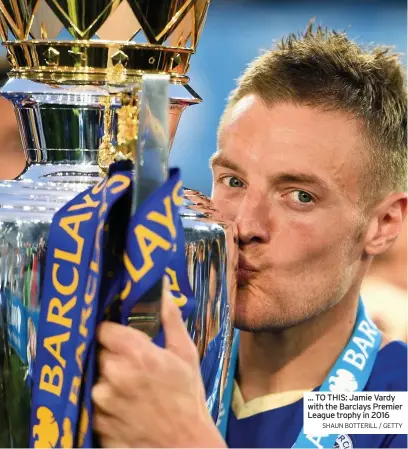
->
left=0, top=79, right=200, bottom=169
left=0, top=1, right=237, bottom=447
left=0, top=169, right=237, bottom=447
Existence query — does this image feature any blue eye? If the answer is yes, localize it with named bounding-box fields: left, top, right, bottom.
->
left=297, top=191, right=313, bottom=203
left=221, top=176, right=244, bottom=188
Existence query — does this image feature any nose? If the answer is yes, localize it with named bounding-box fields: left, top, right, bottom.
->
left=235, top=191, right=270, bottom=245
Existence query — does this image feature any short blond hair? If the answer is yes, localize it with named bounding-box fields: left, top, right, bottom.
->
left=227, top=22, right=407, bottom=199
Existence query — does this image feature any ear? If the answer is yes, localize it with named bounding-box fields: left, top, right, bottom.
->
left=364, top=192, right=407, bottom=256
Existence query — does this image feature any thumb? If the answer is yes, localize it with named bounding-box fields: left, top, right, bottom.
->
left=161, top=276, right=199, bottom=365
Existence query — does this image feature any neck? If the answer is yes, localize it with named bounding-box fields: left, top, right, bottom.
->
left=237, top=289, right=360, bottom=402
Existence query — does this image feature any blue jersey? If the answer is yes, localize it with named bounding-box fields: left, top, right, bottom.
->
left=226, top=341, right=407, bottom=448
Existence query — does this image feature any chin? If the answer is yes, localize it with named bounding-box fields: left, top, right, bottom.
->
left=234, top=284, right=317, bottom=332
left=234, top=313, right=291, bottom=333
left=234, top=286, right=283, bottom=331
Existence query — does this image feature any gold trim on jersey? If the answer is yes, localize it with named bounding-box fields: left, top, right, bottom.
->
left=231, top=381, right=313, bottom=419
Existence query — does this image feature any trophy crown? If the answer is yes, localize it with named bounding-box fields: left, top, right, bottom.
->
left=0, top=0, right=210, bottom=84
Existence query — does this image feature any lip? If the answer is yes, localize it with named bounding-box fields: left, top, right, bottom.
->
left=238, top=256, right=259, bottom=284
left=239, top=255, right=258, bottom=272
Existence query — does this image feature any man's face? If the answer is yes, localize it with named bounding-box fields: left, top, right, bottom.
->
left=211, top=95, right=370, bottom=331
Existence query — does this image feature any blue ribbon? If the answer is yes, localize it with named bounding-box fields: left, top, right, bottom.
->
left=29, top=163, right=195, bottom=448
left=217, top=299, right=382, bottom=448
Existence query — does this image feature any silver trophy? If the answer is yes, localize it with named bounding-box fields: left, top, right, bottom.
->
left=0, top=1, right=237, bottom=446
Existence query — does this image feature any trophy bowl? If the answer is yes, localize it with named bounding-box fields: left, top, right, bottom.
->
left=0, top=1, right=237, bottom=447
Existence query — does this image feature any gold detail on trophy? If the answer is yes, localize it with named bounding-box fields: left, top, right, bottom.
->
left=112, top=50, right=129, bottom=66
left=170, top=53, right=181, bottom=70
left=154, top=0, right=195, bottom=43
left=30, top=0, right=64, bottom=39
left=40, top=22, right=47, bottom=38
left=98, top=90, right=140, bottom=173
left=68, top=46, right=88, bottom=67
left=0, top=0, right=210, bottom=84
left=0, top=12, right=7, bottom=41
left=43, top=47, right=60, bottom=66
left=96, top=0, right=142, bottom=41
left=6, top=51, right=16, bottom=67
left=0, top=0, right=39, bottom=39
left=107, top=48, right=128, bottom=84
left=107, top=64, right=126, bottom=85
left=193, top=0, right=210, bottom=45
left=98, top=95, right=115, bottom=174
left=116, top=91, right=139, bottom=159
left=168, top=7, right=193, bottom=48
left=45, top=0, right=122, bottom=40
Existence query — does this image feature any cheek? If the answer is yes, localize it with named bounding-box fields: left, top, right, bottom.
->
left=269, top=213, right=351, bottom=267
left=271, top=232, right=316, bottom=271
left=211, top=187, right=242, bottom=222
left=298, top=218, right=358, bottom=267
left=268, top=213, right=317, bottom=254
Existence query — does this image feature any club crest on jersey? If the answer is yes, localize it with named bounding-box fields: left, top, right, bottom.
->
left=298, top=434, right=354, bottom=449
left=334, top=434, right=354, bottom=449
left=329, top=369, right=358, bottom=392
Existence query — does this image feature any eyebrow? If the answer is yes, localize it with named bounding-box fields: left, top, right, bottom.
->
left=273, top=172, right=329, bottom=190
left=209, top=153, right=243, bottom=173
left=210, top=154, right=329, bottom=190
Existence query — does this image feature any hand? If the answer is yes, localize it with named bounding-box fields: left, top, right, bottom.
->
left=92, top=278, right=227, bottom=448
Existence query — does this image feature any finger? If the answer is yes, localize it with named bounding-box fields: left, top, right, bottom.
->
left=98, top=324, right=168, bottom=380
left=97, top=321, right=151, bottom=356
left=92, top=381, right=138, bottom=421
left=92, top=382, right=119, bottom=416
left=98, top=436, right=128, bottom=449
left=98, top=349, right=138, bottom=393
left=93, top=396, right=144, bottom=448
left=97, top=347, right=159, bottom=394
left=162, top=276, right=198, bottom=365
left=93, top=408, right=113, bottom=435
left=93, top=407, right=124, bottom=438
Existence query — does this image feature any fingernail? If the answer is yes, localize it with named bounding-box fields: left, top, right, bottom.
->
left=163, top=275, right=171, bottom=295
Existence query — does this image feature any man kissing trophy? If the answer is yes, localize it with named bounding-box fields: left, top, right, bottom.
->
left=0, top=1, right=237, bottom=447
